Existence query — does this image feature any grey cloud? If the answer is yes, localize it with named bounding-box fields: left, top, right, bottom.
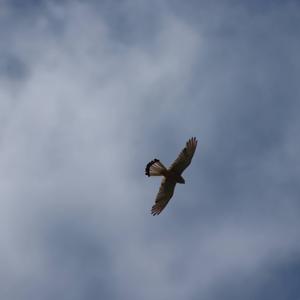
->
left=0, top=1, right=300, bottom=300
left=0, top=54, right=28, bottom=80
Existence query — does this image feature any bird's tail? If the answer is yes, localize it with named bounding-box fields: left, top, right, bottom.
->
left=145, top=159, right=167, bottom=177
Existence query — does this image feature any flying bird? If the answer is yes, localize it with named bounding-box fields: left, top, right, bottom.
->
left=145, top=137, right=197, bottom=216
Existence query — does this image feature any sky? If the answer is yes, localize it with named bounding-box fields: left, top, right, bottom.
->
left=0, top=0, right=300, bottom=299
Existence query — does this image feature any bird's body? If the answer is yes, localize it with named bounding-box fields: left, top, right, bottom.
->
left=145, top=137, right=197, bottom=215
left=164, top=170, right=185, bottom=184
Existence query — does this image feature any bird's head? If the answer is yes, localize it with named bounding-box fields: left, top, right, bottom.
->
left=178, top=176, right=185, bottom=184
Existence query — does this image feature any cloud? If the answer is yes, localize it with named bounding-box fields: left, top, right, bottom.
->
left=0, top=1, right=300, bottom=300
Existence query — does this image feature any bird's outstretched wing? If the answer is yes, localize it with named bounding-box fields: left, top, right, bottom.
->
left=169, top=137, right=197, bottom=175
left=151, top=177, right=176, bottom=216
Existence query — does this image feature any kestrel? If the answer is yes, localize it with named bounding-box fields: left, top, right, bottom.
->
left=145, top=137, right=197, bottom=215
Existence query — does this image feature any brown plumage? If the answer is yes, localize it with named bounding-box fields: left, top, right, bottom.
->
left=145, top=137, right=198, bottom=216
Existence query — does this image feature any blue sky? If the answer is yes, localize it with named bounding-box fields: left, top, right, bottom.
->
left=1, top=1, right=300, bottom=299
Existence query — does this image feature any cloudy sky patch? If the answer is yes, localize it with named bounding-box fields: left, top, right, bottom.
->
left=0, top=1, right=300, bottom=299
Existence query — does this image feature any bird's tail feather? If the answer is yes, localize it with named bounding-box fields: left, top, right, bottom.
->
left=145, top=159, right=167, bottom=177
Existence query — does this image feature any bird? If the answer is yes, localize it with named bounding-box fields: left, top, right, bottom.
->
left=145, top=137, right=197, bottom=216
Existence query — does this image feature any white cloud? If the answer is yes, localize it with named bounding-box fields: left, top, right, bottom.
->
left=0, top=2, right=203, bottom=299
left=0, top=1, right=300, bottom=300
